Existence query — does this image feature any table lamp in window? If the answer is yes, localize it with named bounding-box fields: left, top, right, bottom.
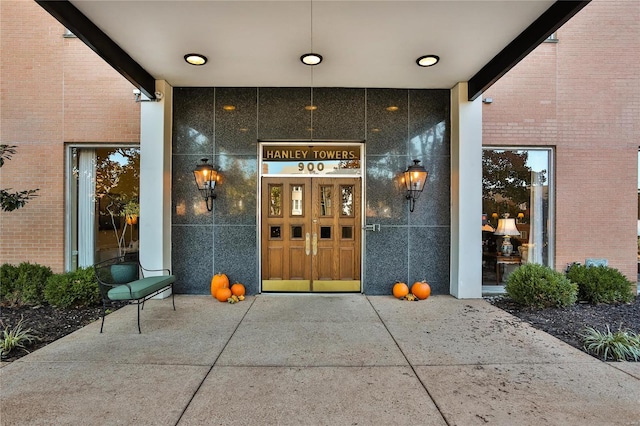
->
left=494, top=214, right=519, bottom=256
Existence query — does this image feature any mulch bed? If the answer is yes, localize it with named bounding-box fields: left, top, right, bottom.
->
left=486, top=295, right=640, bottom=356
left=0, top=304, right=112, bottom=362
left=2, top=296, right=639, bottom=363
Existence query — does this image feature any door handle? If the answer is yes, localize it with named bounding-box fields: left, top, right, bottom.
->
left=312, top=232, right=318, bottom=256
left=305, top=232, right=310, bottom=256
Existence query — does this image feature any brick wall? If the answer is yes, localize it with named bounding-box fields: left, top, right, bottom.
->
left=0, top=1, right=140, bottom=272
left=483, top=0, right=640, bottom=280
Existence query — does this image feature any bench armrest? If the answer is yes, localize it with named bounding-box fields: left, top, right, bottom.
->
left=140, top=264, right=171, bottom=277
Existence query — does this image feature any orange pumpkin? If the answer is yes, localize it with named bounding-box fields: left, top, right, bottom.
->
left=392, top=282, right=409, bottom=299
left=215, top=287, right=232, bottom=303
left=211, top=273, right=230, bottom=297
left=231, top=283, right=246, bottom=297
left=411, top=280, right=431, bottom=300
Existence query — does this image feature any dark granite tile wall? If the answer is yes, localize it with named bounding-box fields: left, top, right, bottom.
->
left=172, top=87, right=450, bottom=295
left=409, top=89, right=450, bottom=159
left=173, top=87, right=214, bottom=155
left=408, top=226, right=451, bottom=295
left=171, top=225, right=213, bottom=294
left=214, top=226, right=258, bottom=294
left=213, top=154, right=257, bottom=226
left=215, top=88, right=257, bottom=155
left=312, top=88, right=366, bottom=141
left=364, top=227, right=409, bottom=294
left=258, top=88, right=312, bottom=140
left=365, top=155, right=409, bottom=226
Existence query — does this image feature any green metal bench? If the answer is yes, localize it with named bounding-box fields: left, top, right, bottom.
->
left=94, top=256, right=175, bottom=333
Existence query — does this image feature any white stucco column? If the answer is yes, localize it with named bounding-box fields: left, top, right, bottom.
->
left=450, top=82, right=482, bottom=298
left=139, top=80, right=173, bottom=297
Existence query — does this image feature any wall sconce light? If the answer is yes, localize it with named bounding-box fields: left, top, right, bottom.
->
left=402, top=159, right=428, bottom=212
left=193, top=158, right=221, bottom=211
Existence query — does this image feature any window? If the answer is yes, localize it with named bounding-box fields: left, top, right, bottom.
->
left=482, top=148, right=554, bottom=285
left=67, top=146, right=140, bottom=270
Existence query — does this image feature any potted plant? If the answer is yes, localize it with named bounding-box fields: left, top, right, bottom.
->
left=123, top=200, right=139, bottom=226
left=105, top=198, right=139, bottom=283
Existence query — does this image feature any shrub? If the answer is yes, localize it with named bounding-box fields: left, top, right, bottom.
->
left=15, top=262, right=53, bottom=305
left=582, top=326, right=640, bottom=361
left=0, top=263, right=19, bottom=304
left=505, top=263, right=578, bottom=308
left=1, top=262, right=52, bottom=305
left=566, top=264, right=634, bottom=304
left=44, top=267, right=100, bottom=308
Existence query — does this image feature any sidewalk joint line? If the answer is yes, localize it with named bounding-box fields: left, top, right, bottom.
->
left=174, top=296, right=258, bottom=425
left=365, top=296, right=452, bottom=426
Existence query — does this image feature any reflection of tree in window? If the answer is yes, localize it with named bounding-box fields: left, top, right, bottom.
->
left=338, top=159, right=360, bottom=170
left=269, top=185, right=281, bottom=216
left=96, top=148, right=140, bottom=197
left=320, top=186, right=332, bottom=216
left=95, top=148, right=140, bottom=228
left=341, top=186, right=354, bottom=216
left=94, top=148, right=140, bottom=257
left=218, top=157, right=257, bottom=217
left=365, top=154, right=405, bottom=218
left=482, top=150, right=546, bottom=217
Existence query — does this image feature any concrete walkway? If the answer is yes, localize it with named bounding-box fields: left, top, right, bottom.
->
left=1, top=295, right=639, bottom=425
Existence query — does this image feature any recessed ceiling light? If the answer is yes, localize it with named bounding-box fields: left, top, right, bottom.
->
left=184, top=53, right=207, bottom=66
left=416, top=55, right=439, bottom=67
left=301, top=53, right=323, bottom=66
left=386, top=106, right=399, bottom=112
left=222, top=105, right=236, bottom=111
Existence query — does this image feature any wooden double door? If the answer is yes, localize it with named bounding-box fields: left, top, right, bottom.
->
left=261, top=177, right=361, bottom=292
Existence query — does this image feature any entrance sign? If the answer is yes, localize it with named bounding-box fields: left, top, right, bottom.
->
left=263, top=145, right=360, bottom=161
left=261, top=144, right=361, bottom=176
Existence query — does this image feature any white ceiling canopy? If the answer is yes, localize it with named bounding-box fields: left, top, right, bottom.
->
left=40, top=1, right=588, bottom=98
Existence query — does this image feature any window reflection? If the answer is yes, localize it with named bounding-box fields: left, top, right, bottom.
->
left=341, top=186, right=354, bottom=216
left=269, top=185, right=282, bottom=216
left=70, top=147, right=140, bottom=271
left=291, top=185, right=303, bottom=216
left=320, top=186, right=332, bottom=216
left=482, top=148, right=553, bottom=285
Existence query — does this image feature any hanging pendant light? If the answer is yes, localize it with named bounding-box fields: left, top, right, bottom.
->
left=300, top=0, right=322, bottom=66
